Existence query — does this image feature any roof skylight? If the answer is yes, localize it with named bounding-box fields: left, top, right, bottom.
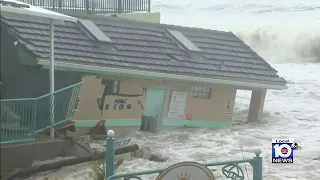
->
left=167, top=29, right=201, bottom=52
left=78, top=19, right=112, bottom=43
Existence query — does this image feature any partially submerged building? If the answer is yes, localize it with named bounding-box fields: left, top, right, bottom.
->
left=0, top=0, right=287, bottom=136
left=0, top=0, right=286, bottom=176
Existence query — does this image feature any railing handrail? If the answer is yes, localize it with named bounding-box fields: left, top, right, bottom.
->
left=105, top=131, right=263, bottom=180
left=106, top=158, right=256, bottom=180
left=0, top=82, right=82, bottom=102
left=0, top=82, right=82, bottom=144
left=18, top=0, right=151, bottom=14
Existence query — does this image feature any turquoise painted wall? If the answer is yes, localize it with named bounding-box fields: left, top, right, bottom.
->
left=75, top=119, right=231, bottom=128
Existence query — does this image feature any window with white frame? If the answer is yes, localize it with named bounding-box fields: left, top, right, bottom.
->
left=190, top=85, right=212, bottom=99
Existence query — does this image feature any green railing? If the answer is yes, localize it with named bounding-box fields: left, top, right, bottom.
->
left=0, top=82, right=82, bottom=144
left=104, top=130, right=263, bottom=180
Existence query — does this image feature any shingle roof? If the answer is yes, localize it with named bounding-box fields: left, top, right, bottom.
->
left=0, top=14, right=286, bottom=88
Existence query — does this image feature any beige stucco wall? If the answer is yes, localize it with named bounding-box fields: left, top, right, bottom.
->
left=117, top=12, right=161, bottom=23
left=75, top=75, right=237, bottom=123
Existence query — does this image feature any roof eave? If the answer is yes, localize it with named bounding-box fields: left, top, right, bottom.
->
left=0, top=5, right=77, bottom=24
left=37, top=59, right=287, bottom=90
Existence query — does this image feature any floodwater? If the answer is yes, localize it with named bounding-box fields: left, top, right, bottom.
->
left=32, top=0, right=320, bottom=179
left=116, top=0, right=320, bottom=179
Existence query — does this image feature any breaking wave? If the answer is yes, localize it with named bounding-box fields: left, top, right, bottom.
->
left=236, top=26, right=320, bottom=63
left=155, top=0, right=320, bottom=63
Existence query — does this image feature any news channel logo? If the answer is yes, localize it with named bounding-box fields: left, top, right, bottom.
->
left=272, top=139, right=298, bottom=163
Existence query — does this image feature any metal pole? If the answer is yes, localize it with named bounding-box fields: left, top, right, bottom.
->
left=148, top=0, right=151, bottom=12
left=105, top=130, right=115, bottom=179
left=252, top=149, right=263, bottom=180
left=49, top=19, right=55, bottom=139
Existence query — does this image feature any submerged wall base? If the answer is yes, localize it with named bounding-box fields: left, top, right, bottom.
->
left=75, top=119, right=231, bottom=129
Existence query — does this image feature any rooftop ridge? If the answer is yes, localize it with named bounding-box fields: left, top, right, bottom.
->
left=71, top=14, right=232, bottom=35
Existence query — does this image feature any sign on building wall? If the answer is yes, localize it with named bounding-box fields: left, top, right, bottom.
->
left=103, top=99, right=132, bottom=110
left=168, top=91, right=188, bottom=119
left=224, top=100, right=231, bottom=115
left=74, top=76, right=145, bottom=120
left=100, top=96, right=144, bottom=119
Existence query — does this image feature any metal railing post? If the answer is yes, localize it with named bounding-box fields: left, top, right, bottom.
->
left=105, top=130, right=115, bottom=179
left=118, top=0, right=122, bottom=13
left=58, top=0, right=62, bottom=9
left=148, top=0, right=151, bottom=12
left=252, top=149, right=263, bottom=180
left=52, top=0, right=55, bottom=10
left=91, top=0, right=96, bottom=14
left=86, top=0, right=90, bottom=14
left=32, top=99, right=38, bottom=141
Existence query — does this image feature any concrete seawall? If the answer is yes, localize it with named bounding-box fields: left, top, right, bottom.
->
left=0, top=136, right=91, bottom=175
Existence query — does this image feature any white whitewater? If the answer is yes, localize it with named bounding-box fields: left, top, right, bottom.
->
left=32, top=0, right=320, bottom=179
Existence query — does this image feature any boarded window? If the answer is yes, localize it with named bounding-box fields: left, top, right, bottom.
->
left=190, top=86, right=211, bottom=99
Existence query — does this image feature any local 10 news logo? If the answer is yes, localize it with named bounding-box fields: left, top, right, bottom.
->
left=272, top=139, right=298, bottom=163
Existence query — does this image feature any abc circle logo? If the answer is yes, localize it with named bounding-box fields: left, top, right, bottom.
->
left=274, top=144, right=292, bottom=158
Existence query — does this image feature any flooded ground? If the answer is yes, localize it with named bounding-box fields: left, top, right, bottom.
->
left=31, top=64, right=320, bottom=179
left=115, top=64, right=320, bottom=180
left=28, top=0, right=320, bottom=179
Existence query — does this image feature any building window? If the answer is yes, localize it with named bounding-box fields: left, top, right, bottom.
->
left=190, top=86, right=211, bottom=99
left=113, top=80, right=120, bottom=94
left=101, top=79, right=121, bottom=95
